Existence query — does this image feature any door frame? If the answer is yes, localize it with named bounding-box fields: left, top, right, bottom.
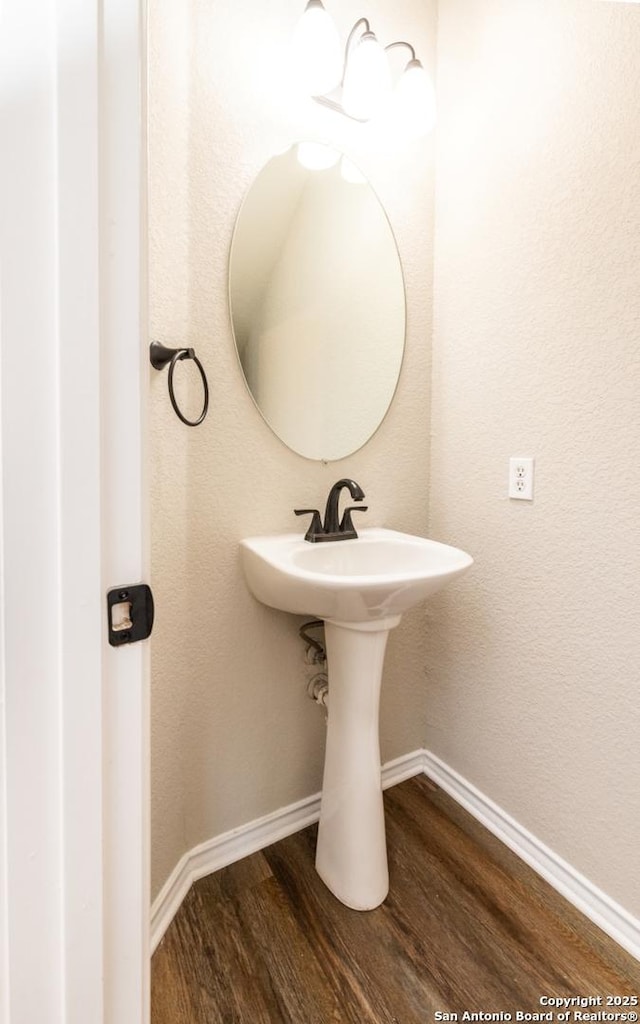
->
left=0, top=0, right=149, bottom=1020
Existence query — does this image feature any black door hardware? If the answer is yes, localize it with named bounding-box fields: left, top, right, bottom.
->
left=107, top=584, right=155, bottom=646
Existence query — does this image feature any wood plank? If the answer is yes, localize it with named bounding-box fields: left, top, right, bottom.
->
left=195, top=849, right=273, bottom=901
left=384, top=780, right=636, bottom=1005
left=415, top=776, right=639, bottom=985
left=152, top=883, right=281, bottom=1022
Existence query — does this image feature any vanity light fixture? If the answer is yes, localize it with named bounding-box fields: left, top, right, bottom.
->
left=294, top=1, right=436, bottom=136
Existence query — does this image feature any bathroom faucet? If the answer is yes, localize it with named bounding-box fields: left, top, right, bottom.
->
left=295, top=479, right=368, bottom=543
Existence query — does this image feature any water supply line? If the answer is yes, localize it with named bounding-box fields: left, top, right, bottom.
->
left=299, top=619, right=326, bottom=664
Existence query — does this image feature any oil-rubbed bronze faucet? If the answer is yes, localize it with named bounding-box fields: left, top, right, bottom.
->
left=294, top=479, right=368, bottom=543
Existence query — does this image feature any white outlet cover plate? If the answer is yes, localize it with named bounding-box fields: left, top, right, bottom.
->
left=509, top=456, right=534, bottom=501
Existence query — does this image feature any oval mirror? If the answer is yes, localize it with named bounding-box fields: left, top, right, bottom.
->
left=229, top=144, right=406, bottom=461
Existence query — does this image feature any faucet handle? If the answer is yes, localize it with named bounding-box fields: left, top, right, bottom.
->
left=339, top=505, right=369, bottom=539
left=294, top=508, right=323, bottom=542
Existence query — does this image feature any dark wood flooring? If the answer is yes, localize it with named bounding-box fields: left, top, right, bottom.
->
left=152, top=775, right=639, bottom=1023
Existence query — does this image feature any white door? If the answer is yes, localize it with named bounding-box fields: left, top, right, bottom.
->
left=0, top=1, right=149, bottom=1021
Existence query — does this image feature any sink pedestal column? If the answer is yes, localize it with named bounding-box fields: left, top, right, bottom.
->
left=315, top=615, right=401, bottom=911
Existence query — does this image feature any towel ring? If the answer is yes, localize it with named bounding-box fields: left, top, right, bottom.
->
left=149, top=342, right=209, bottom=427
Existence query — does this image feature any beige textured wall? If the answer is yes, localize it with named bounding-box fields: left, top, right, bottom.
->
left=149, top=0, right=437, bottom=898
left=429, top=0, right=640, bottom=917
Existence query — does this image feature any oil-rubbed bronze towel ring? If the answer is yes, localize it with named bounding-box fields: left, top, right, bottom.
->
left=149, top=341, right=209, bottom=427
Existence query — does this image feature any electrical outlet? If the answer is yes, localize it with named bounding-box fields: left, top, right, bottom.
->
left=508, top=457, right=534, bottom=500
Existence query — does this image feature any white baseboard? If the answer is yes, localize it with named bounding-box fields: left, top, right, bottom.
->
left=150, top=790, right=318, bottom=953
left=421, top=750, right=640, bottom=963
left=150, top=749, right=424, bottom=952
left=151, top=748, right=640, bottom=963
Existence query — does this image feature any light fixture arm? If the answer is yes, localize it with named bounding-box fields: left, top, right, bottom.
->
left=344, top=17, right=371, bottom=75
left=384, top=40, right=417, bottom=62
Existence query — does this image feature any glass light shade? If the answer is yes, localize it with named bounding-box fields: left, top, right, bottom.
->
left=292, top=0, right=343, bottom=97
left=394, top=58, right=437, bottom=138
left=296, top=142, right=340, bottom=171
left=342, top=31, right=392, bottom=121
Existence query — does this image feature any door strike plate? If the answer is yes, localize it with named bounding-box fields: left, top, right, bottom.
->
left=107, top=584, right=154, bottom=646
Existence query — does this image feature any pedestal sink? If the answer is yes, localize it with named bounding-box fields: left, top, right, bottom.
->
left=240, top=527, right=473, bottom=910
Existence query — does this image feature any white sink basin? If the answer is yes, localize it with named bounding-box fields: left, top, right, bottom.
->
left=240, top=527, right=473, bottom=625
